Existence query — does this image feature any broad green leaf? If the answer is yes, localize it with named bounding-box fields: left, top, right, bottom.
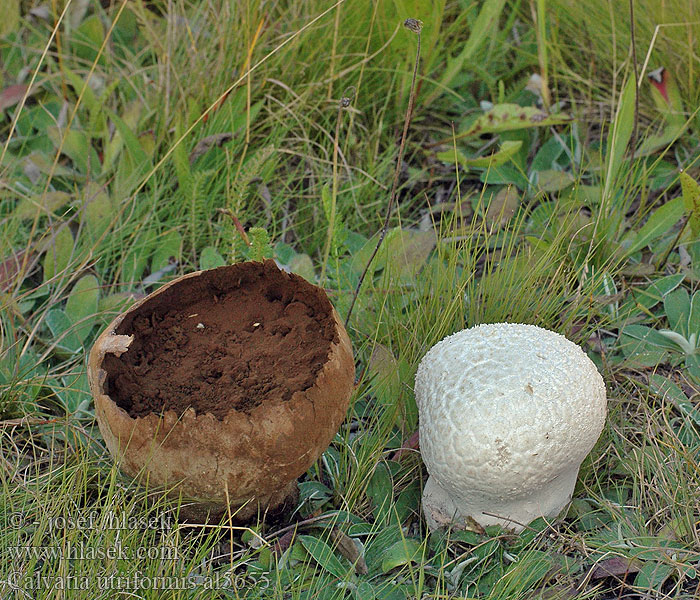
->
left=80, top=183, right=114, bottom=241
left=485, top=186, right=519, bottom=229
left=47, top=126, right=101, bottom=176
left=623, top=273, right=685, bottom=313
left=350, top=228, right=435, bottom=284
left=71, top=14, right=106, bottom=64
left=366, top=463, right=393, bottom=523
left=380, top=539, right=422, bottom=573
left=663, top=288, right=690, bottom=337
left=437, top=141, right=522, bottom=169
left=534, top=169, right=575, bottom=192
left=689, top=290, right=700, bottom=338
left=298, top=535, right=349, bottom=579
left=102, top=100, right=143, bottom=173
left=0, top=0, right=19, bottom=36
left=151, top=230, right=183, bottom=272
left=199, top=246, right=226, bottom=270
left=106, top=108, right=151, bottom=170
left=13, top=191, right=72, bottom=219
left=680, top=171, right=700, bottom=237
left=625, top=196, right=684, bottom=255
left=618, top=324, right=675, bottom=366
left=368, top=343, right=401, bottom=406
left=649, top=374, right=700, bottom=427
left=45, top=309, right=81, bottom=355
left=288, top=253, right=315, bottom=282
left=43, top=227, right=74, bottom=282
left=458, top=104, right=572, bottom=138
left=686, top=353, right=700, bottom=384
left=354, top=581, right=376, bottom=600
left=65, top=274, right=99, bottom=342
left=61, top=65, right=98, bottom=118
left=603, top=77, right=635, bottom=197
left=634, top=561, right=673, bottom=591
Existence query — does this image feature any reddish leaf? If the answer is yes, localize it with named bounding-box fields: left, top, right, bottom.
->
left=589, top=556, right=642, bottom=580
left=0, top=250, right=33, bottom=293
left=390, top=430, right=420, bottom=462
left=0, top=84, right=32, bottom=112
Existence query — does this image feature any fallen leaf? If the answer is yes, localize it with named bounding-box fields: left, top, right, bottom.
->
left=0, top=250, right=32, bottom=293
left=589, top=556, right=642, bottom=580
left=189, top=133, right=233, bottom=164
left=390, top=430, right=419, bottom=462
left=0, top=83, right=32, bottom=112
left=330, top=527, right=368, bottom=575
left=485, top=186, right=519, bottom=229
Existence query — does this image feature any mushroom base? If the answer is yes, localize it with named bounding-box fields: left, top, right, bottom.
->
left=422, top=470, right=579, bottom=533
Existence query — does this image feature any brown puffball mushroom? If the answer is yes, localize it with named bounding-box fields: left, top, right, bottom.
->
left=88, top=260, right=354, bottom=522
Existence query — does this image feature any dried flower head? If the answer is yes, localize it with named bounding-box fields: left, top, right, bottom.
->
left=404, top=18, right=423, bottom=34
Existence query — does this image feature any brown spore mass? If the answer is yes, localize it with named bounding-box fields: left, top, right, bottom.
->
left=102, top=261, right=338, bottom=420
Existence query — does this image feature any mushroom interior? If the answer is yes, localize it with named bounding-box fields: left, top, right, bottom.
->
left=102, top=261, right=338, bottom=419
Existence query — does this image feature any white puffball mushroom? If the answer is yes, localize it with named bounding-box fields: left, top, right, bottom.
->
left=415, top=323, right=607, bottom=532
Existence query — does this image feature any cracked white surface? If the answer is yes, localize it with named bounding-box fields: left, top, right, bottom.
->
left=415, top=323, right=607, bottom=531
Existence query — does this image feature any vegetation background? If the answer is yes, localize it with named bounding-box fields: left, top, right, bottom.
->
left=0, top=0, right=699, bottom=598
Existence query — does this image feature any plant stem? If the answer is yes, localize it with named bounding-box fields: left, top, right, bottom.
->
left=344, top=19, right=422, bottom=328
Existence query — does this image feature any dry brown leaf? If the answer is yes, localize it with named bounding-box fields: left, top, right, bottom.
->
left=0, top=84, right=33, bottom=112
left=589, top=556, right=642, bottom=580
left=189, top=133, right=233, bottom=164
left=329, top=527, right=368, bottom=575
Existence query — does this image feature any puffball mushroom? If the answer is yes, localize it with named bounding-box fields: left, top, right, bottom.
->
left=415, top=323, right=606, bottom=532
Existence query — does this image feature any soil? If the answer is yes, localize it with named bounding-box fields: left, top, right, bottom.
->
left=102, top=260, right=339, bottom=420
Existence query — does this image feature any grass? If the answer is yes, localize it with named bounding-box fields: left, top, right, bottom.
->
left=1, top=0, right=699, bottom=598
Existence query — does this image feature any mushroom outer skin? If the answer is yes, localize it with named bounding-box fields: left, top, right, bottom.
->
left=415, top=323, right=607, bottom=532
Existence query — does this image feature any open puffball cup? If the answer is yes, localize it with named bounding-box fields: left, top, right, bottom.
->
left=88, top=261, right=355, bottom=522
left=415, top=323, right=607, bottom=532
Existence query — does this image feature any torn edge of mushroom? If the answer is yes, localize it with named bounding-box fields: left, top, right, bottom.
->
left=99, top=334, right=134, bottom=357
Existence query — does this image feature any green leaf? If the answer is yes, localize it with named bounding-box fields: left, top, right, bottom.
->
left=437, top=141, right=522, bottom=169
left=368, top=344, right=401, bottom=407
left=603, top=76, right=636, bottom=196
left=288, top=253, right=315, bottom=282
left=47, top=126, right=101, bottom=176
left=680, top=171, right=700, bottom=237
left=65, top=274, right=99, bottom=342
left=45, top=309, right=81, bottom=355
left=199, top=246, right=226, bottom=270
left=649, top=374, right=700, bottom=427
left=354, top=581, right=376, bottom=600
left=380, top=539, right=422, bottom=573
left=13, top=191, right=72, bottom=220
left=623, top=273, right=685, bottom=314
left=625, top=196, right=684, bottom=255
left=0, top=0, right=19, bottom=36
left=106, top=108, right=152, bottom=171
left=80, top=183, right=114, bottom=241
left=634, top=561, right=673, bottom=591
left=71, top=14, right=106, bottom=64
left=459, top=104, right=572, bottom=138
left=366, top=463, right=393, bottom=523
left=618, top=324, right=676, bottom=365
left=689, top=290, right=700, bottom=338
left=43, top=227, right=74, bottom=282
left=429, top=0, right=507, bottom=106
left=151, top=231, right=183, bottom=272
left=298, top=535, right=349, bottom=579
left=663, top=287, right=690, bottom=337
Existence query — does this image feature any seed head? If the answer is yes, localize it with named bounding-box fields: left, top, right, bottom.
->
left=404, top=18, right=422, bottom=34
